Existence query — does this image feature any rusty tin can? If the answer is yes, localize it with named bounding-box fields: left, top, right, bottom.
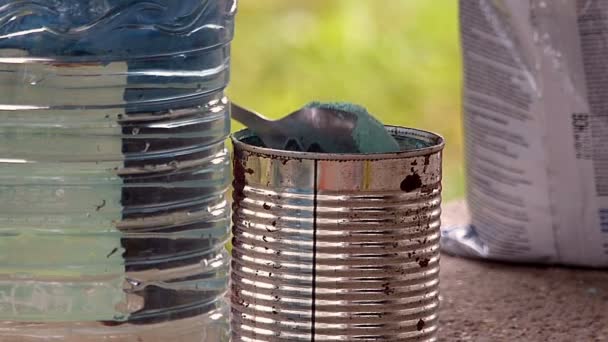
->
left=231, top=126, right=444, bottom=341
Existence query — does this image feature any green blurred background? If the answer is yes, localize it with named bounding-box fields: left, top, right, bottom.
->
left=228, top=0, right=464, bottom=200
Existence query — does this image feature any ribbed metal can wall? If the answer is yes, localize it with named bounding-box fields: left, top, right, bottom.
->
left=231, top=126, right=445, bottom=342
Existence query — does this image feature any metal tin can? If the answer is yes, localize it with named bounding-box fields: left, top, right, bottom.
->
left=231, top=126, right=444, bottom=342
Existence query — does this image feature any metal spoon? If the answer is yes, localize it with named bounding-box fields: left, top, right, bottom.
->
left=230, top=102, right=360, bottom=153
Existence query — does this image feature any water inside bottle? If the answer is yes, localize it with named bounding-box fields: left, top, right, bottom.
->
left=0, top=0, right=236, bottom=340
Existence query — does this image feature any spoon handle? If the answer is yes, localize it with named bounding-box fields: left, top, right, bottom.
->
left=230, top=102, right=273, bottom=132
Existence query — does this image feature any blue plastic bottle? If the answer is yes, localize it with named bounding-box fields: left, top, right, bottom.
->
left=0, top=1, right=236, bottom=340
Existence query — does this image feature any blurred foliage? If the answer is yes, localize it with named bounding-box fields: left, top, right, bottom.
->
left=228, top=0, right=464, bottom=200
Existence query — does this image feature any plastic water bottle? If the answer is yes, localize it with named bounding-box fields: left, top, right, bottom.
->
left=0, top=1, right=236, bottom=341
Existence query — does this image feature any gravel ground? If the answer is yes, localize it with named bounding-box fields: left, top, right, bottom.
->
left=440, top=202, right=608, bottom=341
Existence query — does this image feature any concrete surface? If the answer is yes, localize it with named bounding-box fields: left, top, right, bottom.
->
left=439, top=202, right=608, bottom=341
left=439, top=255, right=608, bottom=341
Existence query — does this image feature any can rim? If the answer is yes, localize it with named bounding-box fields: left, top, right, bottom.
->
left=231, top=125, right=445, bottom=161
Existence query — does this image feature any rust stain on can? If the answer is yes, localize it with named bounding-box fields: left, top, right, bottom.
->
left=231, top=126, right=445, bottom=342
